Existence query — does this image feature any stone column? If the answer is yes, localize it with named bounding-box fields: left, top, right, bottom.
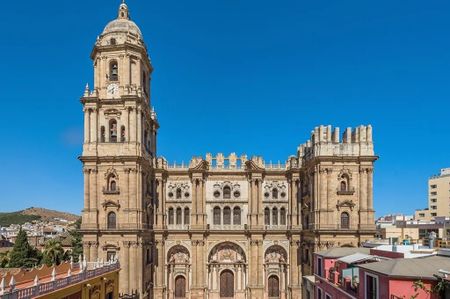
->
left=191, top=241, right=198, bottom=287
left=84, top=109, right=90, bottom=143
left=130, top=108, right=136, bottom=143
left=90, top=108, right=97, bottom=143
left=83, top=168, right=90, bottom=218
left=319, top=169, right=327, bottom=211
left=248, top=178, right=253, bottom=225
left=367, top=168, right=374, bottom=224
left=191, top=179, right=197, bottom=226
left=137, top=109, right=142, bottom=146
left=131, top=242, right=138, bottom=294
left=360, top=168, right=367, bottom=211
left=212, top=265, right=218, bottom=290
left=289, top=238, right=301, bottom=299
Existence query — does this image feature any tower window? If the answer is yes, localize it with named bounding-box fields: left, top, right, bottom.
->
left=176, top=188, right=182, bottom=199
left=184, top=207, right=190, bottom=225
left=110, top=38, right=117, bottom=45
left=223, top=207, right=231, bottom=225
left=233, top=207, right=241, bottom=225
left=340, top=181, right=347, bottom=191
left=223, top=186, right=231, bottom=199
left=272, top=188, right=278, bottom=199
left=280, top=207, right=286, bottom=225
left=107, top=212, right=117, bottom=229
left=264, top=207, right=270, bottom=225
left=213, top=207, right=221, bottom=225
left=272, top=207, right=278, bottom=225
left=176, top=207, right=182, bottom=225
left=109, top=119, right=117, bottom=142
left=341, top=212, right=350, bottom=229
left=120, top=126, right=126, bottom=142
left=168, top=208, right=174, bottom=225
left=100, top=126, right=106, bottom=142
left=110, top=60, right=118, bottom=81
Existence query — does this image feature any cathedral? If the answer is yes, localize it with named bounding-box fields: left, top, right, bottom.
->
left=80, top=3, right=377, bottom=299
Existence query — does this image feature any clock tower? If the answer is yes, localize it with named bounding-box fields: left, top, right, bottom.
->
left=80, top=2, right=157, bottom=298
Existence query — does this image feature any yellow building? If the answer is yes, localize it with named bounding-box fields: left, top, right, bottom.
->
left=0, top=260, right=119, bottom=299
left=416, top=168, right=450, bottom=221
left=79, top=2, right=378, bottom=298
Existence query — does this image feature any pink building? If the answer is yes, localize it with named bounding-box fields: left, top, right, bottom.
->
left=312, top=247, right=450, bottom=299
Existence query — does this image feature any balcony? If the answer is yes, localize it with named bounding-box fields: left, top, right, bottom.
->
left=337, top=187, right=355, bottom=195
left=103, top=186, right=120, bottom=195
left=167, top=224, right=190, bottom=230
left=210, top=224, right=245, bottom=230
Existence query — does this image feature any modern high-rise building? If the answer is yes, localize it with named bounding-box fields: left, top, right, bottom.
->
left=416, top=168, right=450, bottom=221
left=79, top=3, right=377, bottom=298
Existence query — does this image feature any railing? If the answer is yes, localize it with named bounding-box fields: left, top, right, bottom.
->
left=167, top=224, right=190, bottom=230
left=102, top=187, right=120, bottom=194
left=1, top=263, right=119, bottom=299
left=337, top=187, right=355, bottom=195
left=210, top=224, right=245, bottom=230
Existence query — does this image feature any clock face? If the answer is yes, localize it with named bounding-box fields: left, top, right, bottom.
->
left=107, top=83, right=119, bottom=96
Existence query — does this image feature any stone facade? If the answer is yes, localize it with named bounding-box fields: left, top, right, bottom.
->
left=79, top=3, right=377, bottom=299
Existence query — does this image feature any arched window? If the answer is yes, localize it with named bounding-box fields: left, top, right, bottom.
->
left=220, top=270, right=234, bottom=298
left=174, top=275, right=186, bottom=298
left=265, top=207, right=270, bottom=225
left=184, top=207, right=190, bottom=225
left=272, top=188, right=278, bottom=199
left=100, top=126, right=106, bottom=142
left=223, top=207, right=231, bottom=225
left=268, top=275, right=280, bottom=297
left=341, top=212, right=350, bottom=229
left=120, top=125, right=126, bottom=142
left=223, top=186, right=231, bottom=199
left=110, top=38, right=116, bottom=45
left=176, top=207, right=182, bottom=225
left=107, top=212, right=116, bottom=229
left=280, top=207, right=286, bottom=225
left=109, top=119, right=117, bottom=142
left=168, top=208, right=174, bottom=225
left=272, top=207, right=278, bottom=225
left=233, top=207, right=241, bottom=225
left=176, top=188, right=182, bottom=199
left=340, top=181, right=347, bottom=191
left=110, top=180, right=117, bottom=192
left=213, top=207, right=221, bottom=225
left=109, top=60, right=118, bottom=81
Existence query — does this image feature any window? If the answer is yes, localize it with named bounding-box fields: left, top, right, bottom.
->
left=317, top=257, right=323, bottom=277
left=341, top=212, right=350, bottom=229
left=340, top=181, right=347, bottom=191
left=107, top=251, right=116, bottom=262
left=268, top=275, right=280, bottom=297
left=107, top=212, right=116, bottom=229
left=431, top=198, right=437, bottom=203
left=120, top=126, right=126, bottom=142
left=317, top=287, right=323, bottom=299
left=365, top=273, right=378, bottom=299
left=110, top=38, right=116, bottom=45
left=431, top=184, right=437, bottom=189
left=176, top=188, right=182, bottom=199
left=272, top=188, right=278, bottom=199
left=280, top=208, right=286, bottom=225
left=100, top=126, right=105, bottom=142
left=109, top=119, right=117, bottom=142
left=176, top=208, right=182, bottom=225
left=431, top=213, right=437, bottom=217
left=110, top=180, right=117, bottom=191
left=184, top=207, right=190, bottom=225
left=168, top=208, right=174, bottom=225
left=146, top=248, right=151, bottom=265
left=223, top=186, right=231, bottom=199
left=109, top=60, right=118, bottom=81
left=223, top=207, right=231, bottom=225
left=213, top=207, right=221, bottom=225
left=233, top=190, right=240, bottom=198
left=325, top=294, right=331, bottom=299
left=265, top=207, right=270, bottom=225
left=233, top=207, right=241, bottom=225
left=431, top=206, right=437, bottom=210
left=272, top=207, right=278, bottom=225
left=108, top=174, right=117, bottom=192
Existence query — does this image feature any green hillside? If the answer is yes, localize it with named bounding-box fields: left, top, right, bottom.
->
left=0, top=212, right=41, bottom=227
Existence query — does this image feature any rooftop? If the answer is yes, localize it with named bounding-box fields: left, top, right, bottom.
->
left=316, top=247, right=371, bottom=258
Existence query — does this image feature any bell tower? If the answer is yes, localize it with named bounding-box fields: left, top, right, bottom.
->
left=80, top=2, right=158, bottom=298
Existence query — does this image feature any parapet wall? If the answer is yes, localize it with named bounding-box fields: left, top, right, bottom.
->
left=298, top=125, right=375, bottom=161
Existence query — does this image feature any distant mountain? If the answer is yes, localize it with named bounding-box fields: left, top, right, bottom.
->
left=0, top=207, right=80, bottom=227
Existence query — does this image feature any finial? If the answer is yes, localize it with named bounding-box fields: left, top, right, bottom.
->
left=118, top=0, right=130, bottom=20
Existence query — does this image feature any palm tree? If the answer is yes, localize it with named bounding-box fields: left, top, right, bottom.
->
left=43, top=239, right=64, bottom=266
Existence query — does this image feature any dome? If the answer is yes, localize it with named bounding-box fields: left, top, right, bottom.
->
left=103, top=19, right=142, bottom=37
left=101, top=2, right=142, bottom=38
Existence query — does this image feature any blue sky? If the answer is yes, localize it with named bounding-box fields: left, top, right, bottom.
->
left=0, top=0, right=449, bottom=216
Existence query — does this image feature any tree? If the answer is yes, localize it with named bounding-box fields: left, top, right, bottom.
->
left=0, top=251, right=10, bottom=267
left=8, top=228, right=41, bottom=268
left=69, top=218, right=83, bottom=262
left=42, top=239, right=65, bottom=266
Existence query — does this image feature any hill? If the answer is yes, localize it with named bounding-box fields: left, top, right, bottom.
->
left=0, top=207, right=80, bottom=227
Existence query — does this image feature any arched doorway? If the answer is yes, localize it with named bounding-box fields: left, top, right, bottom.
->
left=167, top=245, right=190, bottom=299
left=265, top=245, right=287, bottom=298
left=208, top=242, right=247, bottom=297
left=268, top=275, right=280, bottom=298
left=175, top=275, right=186, bottom=298
left=220, top=270, right=234, bottom=298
